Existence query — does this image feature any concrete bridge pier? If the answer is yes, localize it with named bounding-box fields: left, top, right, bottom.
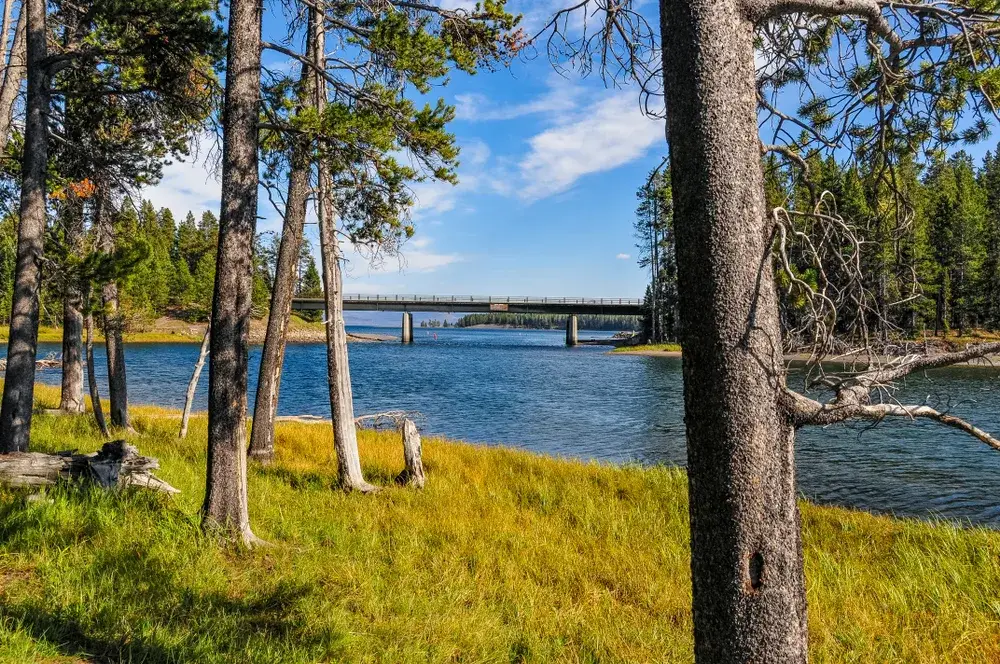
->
left=565, top=315, right=578, bottom=347
left=401, top=312, right=414, bottom=344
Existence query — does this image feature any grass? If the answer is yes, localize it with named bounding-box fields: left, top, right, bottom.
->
left=0, top=385, right=998, bottom=662
left=612, top=342, right=683, bottom=353
left=3, top=325, right=206, bottom=345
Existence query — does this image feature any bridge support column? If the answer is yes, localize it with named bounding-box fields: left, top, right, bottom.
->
left=566, top=315, right=578, bottom=347
left=401, top=312, right=413, bottom=344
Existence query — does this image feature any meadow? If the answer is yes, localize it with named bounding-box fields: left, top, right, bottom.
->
left=0, top=385, right=997, bottom=663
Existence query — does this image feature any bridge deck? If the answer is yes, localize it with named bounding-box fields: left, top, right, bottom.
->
left=291, top=295, right=644, bottom=316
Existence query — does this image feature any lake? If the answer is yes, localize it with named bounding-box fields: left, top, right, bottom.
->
left=27, top=326, right=1000, bottom=526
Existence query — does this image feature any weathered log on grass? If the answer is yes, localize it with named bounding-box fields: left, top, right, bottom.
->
left=0, top=352, right=61, bottom=372
left=0, top=441, right=179, bottom=493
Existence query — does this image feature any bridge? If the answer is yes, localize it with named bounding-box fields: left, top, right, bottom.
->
left=291, top=294, right=644, bottom=345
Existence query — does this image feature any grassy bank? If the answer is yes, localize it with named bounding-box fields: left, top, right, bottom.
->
left=612, top=342, right=683, bottom=354
left=0, top=385, right=998, bottom=662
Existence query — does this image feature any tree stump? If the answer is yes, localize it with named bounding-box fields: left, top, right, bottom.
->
left=0, top=441, right=179, bottom=493
left=396, top=419, right=425, bottom=489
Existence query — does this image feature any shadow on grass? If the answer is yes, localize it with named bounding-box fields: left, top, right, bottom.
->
left=1, top=561, right=346, bottom=663
left=255, top=464, right=404, bottom=491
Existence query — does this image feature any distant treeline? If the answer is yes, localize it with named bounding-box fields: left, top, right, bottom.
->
left=455, top=313, right=640, bottom=331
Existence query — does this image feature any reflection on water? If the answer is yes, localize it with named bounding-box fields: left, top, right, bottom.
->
left=25, top=327, right=1000, bottom=526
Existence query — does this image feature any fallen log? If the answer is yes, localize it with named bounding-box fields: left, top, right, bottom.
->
left=0, top=441, right=179, bottom=494
left=0, top=352, right=61, bottom=372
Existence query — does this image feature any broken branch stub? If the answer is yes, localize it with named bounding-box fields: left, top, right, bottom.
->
left=0, top=440, right=179, bottom=494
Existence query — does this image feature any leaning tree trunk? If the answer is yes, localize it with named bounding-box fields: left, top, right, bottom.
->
left=0, top=0, right=48, bottom=453
left=85, top=304, right=109, bottom=439
left=660, top=2, right=807, bottom=662
left=179, top=326, right=209, bottom=439
left=248, top=7, right=318, bottom=462
left=96, top=192, right=130, bottom=430
left=0, top=4, right=24, bottom=153
left=60, top=204, right=85, bottom=414
left=202, top=0, right=263, bottom=544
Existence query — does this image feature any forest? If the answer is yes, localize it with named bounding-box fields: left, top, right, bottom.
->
left=636, top=151, right=1000, bottom=345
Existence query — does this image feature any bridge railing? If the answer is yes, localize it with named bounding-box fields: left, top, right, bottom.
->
left=338, top=294, right=644, bottom=306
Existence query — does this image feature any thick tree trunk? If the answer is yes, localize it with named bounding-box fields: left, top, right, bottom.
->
left=660, top=2, right=807, bottom=662
left=0, top=4, right=24, bottom=153
left=248, top=7, right=318, bottom=462
left=60, top=205, right=85, bottom=414
left=96, top=192, right=130, bottom=430
left=202, top=0, right=262, bottom=544
left=0, top=0, right=48, bottom=453
left=85, top=305, right=109, bottom=439
left=179, top=326, right=209, bottom=439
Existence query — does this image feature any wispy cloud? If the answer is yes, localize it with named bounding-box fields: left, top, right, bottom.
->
left=144, top=154, right=220, bottom=217
left=455, top=78, right=584, bottom=122
left=516, top=91, right=664, bottom=201
left=616, top=253, right=631, bottom=260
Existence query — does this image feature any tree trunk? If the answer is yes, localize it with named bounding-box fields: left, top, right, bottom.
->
left=660, top=2, right=807, bottom=662
left=96, top=192, right=130, bottom=430
left=180, top=326, right=209, bottom=439
left=85, top=304, right=109, bottom=439
left=0, top=3, right=24, bottom=152
left=248, top=7, right=318, bottom=462
left=60, top=204, right=85, bottom=414
left=202, top=0, right=262, bottom=544
left=314, top=18, right=374, bottom=493
left=0, top=0, right=15, bottom=75
left=0, top=0, right=48, bottom=453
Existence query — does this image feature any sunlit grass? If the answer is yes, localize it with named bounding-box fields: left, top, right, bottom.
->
left=612, top=342, right=682, bottom=353
left=0, top=384, right=997, bottom=662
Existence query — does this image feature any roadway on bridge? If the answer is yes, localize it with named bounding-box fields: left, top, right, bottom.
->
left=291, top=295, right=644, bottom=316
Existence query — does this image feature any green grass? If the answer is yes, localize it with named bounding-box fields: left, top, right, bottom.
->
left=0, top=385, right=998, bottom=662
left=612, top=342, right=682, bottom=353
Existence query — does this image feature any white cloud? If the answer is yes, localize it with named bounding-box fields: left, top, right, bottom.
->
left=143, top=154, right=220, bottom=216
left=516, top=92, right=664, bottom=201
left=455, top=79, right=584, bottom=122
left=616, top=253, right=631, bottom=260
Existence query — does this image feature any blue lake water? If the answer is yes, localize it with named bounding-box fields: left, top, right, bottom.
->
left=26, top=326, right=1000, bottom=526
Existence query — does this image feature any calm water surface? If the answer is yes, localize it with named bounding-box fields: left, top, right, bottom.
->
left=27, top=326, right=1000, bottom=526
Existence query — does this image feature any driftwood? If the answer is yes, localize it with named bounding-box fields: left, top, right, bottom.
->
left=0, top=440, right=179, bottom=493
left=0, top=352, right=60, bottom=372
left=355, top=412, right=426, bottom=489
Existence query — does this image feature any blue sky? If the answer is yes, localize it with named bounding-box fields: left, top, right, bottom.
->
left=142, top=0, right=666, bottom=304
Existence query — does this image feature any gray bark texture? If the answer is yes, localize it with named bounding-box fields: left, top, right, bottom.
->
left=0, top=440, right=178, bottom=493
left=96, top=193, right=130, bottom=430
left=397, top=419, right=425, bottom=489
left=248, top=7, right=318, bottom=463
left=179, top=326, right=209, bottom=439
left=660, top=2, right=807, bottom=661
left=0, top=3, right=24, bottom=153
left=60, top=207, right=85, bottom=414
left=0, top=0, right=48, bottom=453
left=313, top=14, right=373, bottom=493
left=202, top=0, right=262, bottom=545
left=85, top=306, right=109, bottom=439
left=0, top=0, right=14, bottom=79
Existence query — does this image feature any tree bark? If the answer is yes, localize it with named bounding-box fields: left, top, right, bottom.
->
left=248, top=7, right=318, bottom=462
left=60, top=204, right=85, bottom=414
left=0, top=0, right=48, bottom=453
left=85, top=304, right=109, bottom=439
left=397, top=418, right=425, bottom=489
left=0, top=3, right=23, bottom=153
left=660, top=2, right=807, bottom=662
left=202, top=0, right=262, bottom=544
left=179, top=326, right=209, bottom=439
left=0, top=440, right=178, bottom=493
left=314, top=18, right=375, bottom=493
left=0, top=0, right=15, bottom=76
left=95, top=191, right=130, bottom=430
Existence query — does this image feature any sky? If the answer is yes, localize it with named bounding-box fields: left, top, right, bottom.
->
left=142, top=0, right=666, bottom=305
